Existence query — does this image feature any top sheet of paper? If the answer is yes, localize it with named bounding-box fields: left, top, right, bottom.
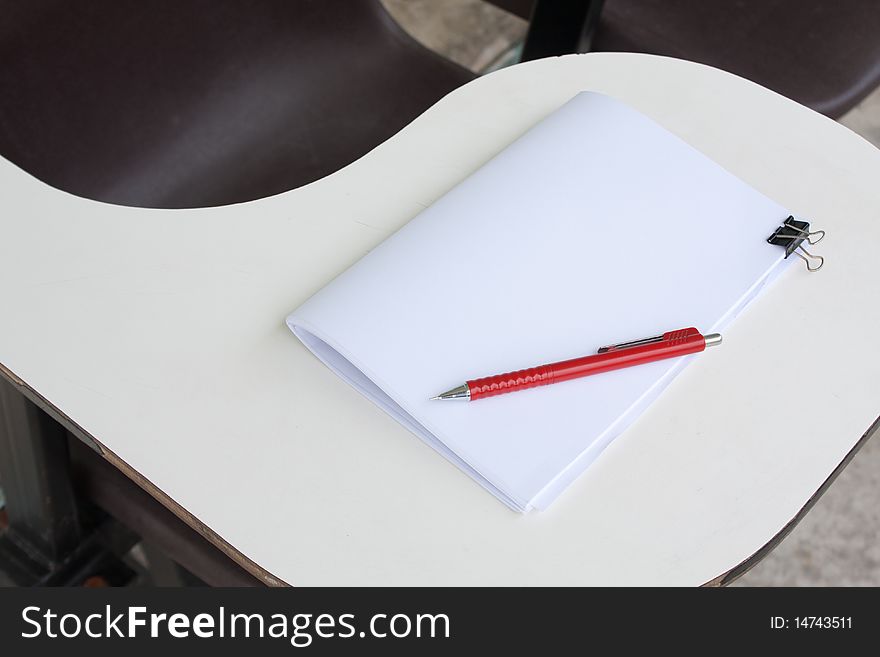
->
left=287, top=92, right=790, bottom=511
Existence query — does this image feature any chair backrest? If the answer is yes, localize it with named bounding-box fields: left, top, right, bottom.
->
left=0, top=0, right=473, bottom=208
left=528, top=0, right=880, bottom=118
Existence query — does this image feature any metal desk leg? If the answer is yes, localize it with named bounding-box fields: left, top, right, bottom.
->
left=0, top=377, right=140, bottom=585
left=0, top=377, right=86, bottom=584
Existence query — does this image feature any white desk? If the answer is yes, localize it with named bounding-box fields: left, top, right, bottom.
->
left=1, top=53, right=878, bottom=585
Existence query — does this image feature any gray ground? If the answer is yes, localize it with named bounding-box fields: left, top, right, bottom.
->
left=384, top=0, right=880, bottom=586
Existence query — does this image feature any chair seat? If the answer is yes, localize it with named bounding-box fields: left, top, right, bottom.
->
left=592, top=0, right=880, bottom=117
left=0, top=0, right=474, bottom=208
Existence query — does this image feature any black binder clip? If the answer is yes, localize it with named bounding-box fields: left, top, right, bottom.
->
left=767, top=216, right=825, bottom=272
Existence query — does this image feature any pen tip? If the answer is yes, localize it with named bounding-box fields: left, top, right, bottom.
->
left=429, top=384, right=471, bottom=401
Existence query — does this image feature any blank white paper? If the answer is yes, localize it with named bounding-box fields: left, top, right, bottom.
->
left=287, top=92, right=791, bottom=512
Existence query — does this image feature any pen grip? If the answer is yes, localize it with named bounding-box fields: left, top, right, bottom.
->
left=468, top=365, right=555, bottom=401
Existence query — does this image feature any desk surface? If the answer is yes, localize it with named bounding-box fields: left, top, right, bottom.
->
left=2, top=53, right=879, bottom=586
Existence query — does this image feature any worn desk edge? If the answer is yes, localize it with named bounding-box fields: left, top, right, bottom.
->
left=0, top=361, right=288, bottom=587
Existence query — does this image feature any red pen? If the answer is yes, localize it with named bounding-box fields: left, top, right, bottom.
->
left=430, top=327, right=722, bottom=401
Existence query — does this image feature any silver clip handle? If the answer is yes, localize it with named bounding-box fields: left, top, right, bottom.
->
left=597, top=334, right=663, bottom=354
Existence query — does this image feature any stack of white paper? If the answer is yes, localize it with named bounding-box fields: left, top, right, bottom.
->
left=286, top=92, right=792, bottom=512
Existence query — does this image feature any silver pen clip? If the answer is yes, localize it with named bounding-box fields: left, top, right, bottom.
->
left=597, top=334, right=664, bottom=354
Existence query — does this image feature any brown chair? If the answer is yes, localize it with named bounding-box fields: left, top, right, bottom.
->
left=519, top=0, right=880, bottom=118
left=0, top=0, right=475, bottom=209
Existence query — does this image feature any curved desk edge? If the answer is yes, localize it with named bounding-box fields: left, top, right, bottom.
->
left=707, top=418, right=879, bottom=586
left=0, top=361, right=287, bottom=587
